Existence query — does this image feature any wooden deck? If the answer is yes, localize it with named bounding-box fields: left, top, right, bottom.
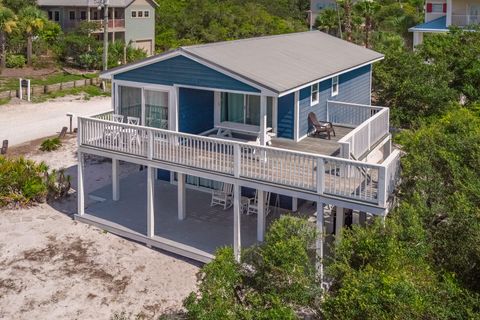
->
left=271, top=126, right=353, bottom=157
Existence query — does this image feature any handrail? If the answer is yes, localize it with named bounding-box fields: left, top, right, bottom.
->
left=78, top=113, right=399, bottom=207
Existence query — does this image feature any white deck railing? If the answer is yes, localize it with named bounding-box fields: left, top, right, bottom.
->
left=327, top=101, right=389, bottom=159
left=79, top=113, right=401, bottom=207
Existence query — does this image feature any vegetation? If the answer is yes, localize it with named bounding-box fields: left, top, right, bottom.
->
left=0, top=156, right=71, bottom=207
left=31, top=85, right=110, bottom=103
left=39, top=137, right=62, bottom=152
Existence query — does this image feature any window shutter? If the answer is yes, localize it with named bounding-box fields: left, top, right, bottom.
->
left=443, top=3, right=447, bottom=13
left=427, top=3, right=433, bottom=12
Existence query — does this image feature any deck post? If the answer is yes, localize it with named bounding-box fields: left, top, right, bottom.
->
left=292, top=197, right=298, bottom=212
left=359, top=211, right=367, bottom=226
left=77, top=151, right=85, bottom=216
left=147, top=166, right=155, bottom=238
left=316, top=201, right=325, bottom=286
left=335, top=206, right=344, bottom=242
left=233, top=183, right=241, bottom=262
left=257, top=190, right=265, bottom=242
left=178, top=172, right=186, bottom=220
left=112, top=158, right=120, bottom=201
left=260, top=95, right=267, bottom=146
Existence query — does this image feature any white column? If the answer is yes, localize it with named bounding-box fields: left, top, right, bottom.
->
left=233, top=183, right=241, bottom=262
left=147, top=166, right=155, bottom=238
left=178, top=172, right=186, bottom=220
left=257, top=190, right=265, bottom=242
left=293, top=91, right=300, bottom=141
left=316, top=201, right=324, bottom=285
left=292, top=197, right=298, bottom=212
left=260, top=95, right=267, bottom=146
left=77, top=151, right=85, bottom=216
left=413, top=32, right=423, bottom=47
left=446, top=0, right=452, bottom=26
left=112, top=159, right=120, bottom=201
left=335, top=206, right=344, bottom=243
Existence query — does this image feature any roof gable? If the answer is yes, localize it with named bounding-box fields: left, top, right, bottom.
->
left=113, top=55, right=260, bottom=93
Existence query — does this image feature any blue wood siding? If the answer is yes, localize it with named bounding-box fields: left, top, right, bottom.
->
left=114, top=55, right=260, bottom=93
left=277, top=93, right=295, bottom=139
left=298, top=64, right=372, bottom=137
left=179, top=87, right=214, bottom=134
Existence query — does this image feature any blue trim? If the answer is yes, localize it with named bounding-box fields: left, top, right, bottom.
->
left=115, top=55, right=260, bottom=93
left=410, top=16, right=447, bottom=31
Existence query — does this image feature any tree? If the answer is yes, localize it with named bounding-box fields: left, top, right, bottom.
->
left=354, top=0, right=380, bottom=48
left=315, top=8, right=340, bottom=36
left=338, top=0, right=354, bottom=41
left=0, top=5, right=16, bottom=70
left=18, top=5, right=47, bottom=66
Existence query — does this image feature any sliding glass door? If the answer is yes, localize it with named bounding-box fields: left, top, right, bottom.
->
left=220, top=92, right=273, bottom=127
left=118, top=86, right=142, bottom=119
left=145, top=89, right=169, bottom=129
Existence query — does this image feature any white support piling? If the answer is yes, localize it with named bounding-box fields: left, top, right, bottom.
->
left=316, top=201, right=325, bottom=285
left=335, top=206, right=344, bottom=243
left=178, top=172, right=186, bottom=220
left=77, top=151, right=85, bottom=216
left=257, top=190, right=265, bottom=242
left=112, top=159, right=120, bottom=201
left=147, top=166, right=155, bottom=238
left=233, top=183, right=241, bottom=262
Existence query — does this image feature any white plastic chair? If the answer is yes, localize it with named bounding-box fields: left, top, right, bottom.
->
left=112, top=114, right=124, bottom=123
left=247, top=190, right=271, bottom=216
left=127, top=116, right=140, bottom=125
left=210, top=183, right=234, bottom=210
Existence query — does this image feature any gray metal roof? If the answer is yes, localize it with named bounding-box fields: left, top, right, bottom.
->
left=37, top=0, right=158, bottom=8
left=182, top=31, right=383, bottom=93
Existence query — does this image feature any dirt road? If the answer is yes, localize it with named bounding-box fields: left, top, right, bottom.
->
left=0, top=95, right=111, bottom=147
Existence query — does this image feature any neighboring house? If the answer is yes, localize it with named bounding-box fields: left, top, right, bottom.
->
left=37, top=0, right=158, bottom=55
left=310, top=0, right=337, bottom=21
left=76, top=31, right=401, bottom=267
left=409, top=0, right=480, bottom=46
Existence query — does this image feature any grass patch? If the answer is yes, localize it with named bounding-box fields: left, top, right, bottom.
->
left=40, top=138, right=62, bottom=152
left=0, top=97, right=10, bottom=105
left=0, top=71, right=98, bottom=92
left=32, top=85, right=109, bottom=103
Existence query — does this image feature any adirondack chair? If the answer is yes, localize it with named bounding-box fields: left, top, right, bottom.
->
left=210, top=183, right=234, bottom=210
left=308, top=112, right=335, bottom=139
left=246, top=190, right=271, bottom=216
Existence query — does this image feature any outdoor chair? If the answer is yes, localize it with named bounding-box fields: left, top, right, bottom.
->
left=246, top=190, right=271, bottom=216
left=127, top=116, right=140, bottom=125
left=308, top=112, right=335, bottom=140
left=210, top=183, right=234, bottom=210
left=112, top=114, right=125, bottom=123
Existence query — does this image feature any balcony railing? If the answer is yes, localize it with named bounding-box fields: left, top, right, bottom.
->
left=92, top=19, right=125, bottom=29
left=451, top=14, right=480, bottom=27
left=327, top=101, right=389, bottom=159
left=79, top=112, right=401, bottom=207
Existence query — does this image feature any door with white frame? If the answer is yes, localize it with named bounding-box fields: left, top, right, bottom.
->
left=116, top=84, right=170, bottom=129
left=469, top=4, right=480, bottom=24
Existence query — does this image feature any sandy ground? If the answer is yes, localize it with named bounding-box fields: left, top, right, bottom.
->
left=0, top=95, right=111, bottom=146
left=0, top=137, right=200, bottom=320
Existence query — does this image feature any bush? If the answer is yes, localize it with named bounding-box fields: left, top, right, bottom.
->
left=0, top=156, right=71, bottom=207
left=6, top=54, right=26, bottom=68
left=40, top=137, right=62, bottom=152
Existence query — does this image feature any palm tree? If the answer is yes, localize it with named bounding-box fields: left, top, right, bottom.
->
left=315, top=8, right=340, bottom=36
left=0, top=6, right=16, bottom=71
left=354, top=0, right=380, bottom=48
left=337, top=0, right=354, bottom=41
left=18, top=6, right=46, bottom=66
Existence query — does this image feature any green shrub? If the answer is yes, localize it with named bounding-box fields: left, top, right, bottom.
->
left=0, top=156, right=71, bottom=207
left=6, top=54, right=26, bottom=68
left=40, top=137, right=62, bottom=152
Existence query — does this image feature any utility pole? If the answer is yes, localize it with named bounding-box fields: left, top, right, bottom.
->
left=96, top=0, right=109, bottom=89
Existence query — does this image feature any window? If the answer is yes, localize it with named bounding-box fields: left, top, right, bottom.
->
left=48, top=11, right=53, bottom=20
left=138, top=11, right=143, bottom=18
left=131, top=10, right=136, bottom=18
left=220, top=93, right=272, bottom=126
left=144, top=10, right=149, bottom=18
left=311, top=83, right=319, bottom=104
left=331, top=76, right=339, bottom=96
left=426, top=3, right=446, bottom=13
left=69, top=11, right=75, bottom=20
left=80, top=11, right=87, bottom=20
left=54, top=11, right=60, bottom=22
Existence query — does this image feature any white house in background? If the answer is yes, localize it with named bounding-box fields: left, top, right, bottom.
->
left=310, top=0, right=337, bottom=21
left=37, top=0, right=158, bottom=55
left=409, top=0, right=480, bottom=46
left=75, top=31, right=401, bottom=278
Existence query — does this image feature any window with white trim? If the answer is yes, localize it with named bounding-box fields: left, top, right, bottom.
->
left=331, top=76, right=339, bottom=96
left=311, top=83, right=319, bottom=104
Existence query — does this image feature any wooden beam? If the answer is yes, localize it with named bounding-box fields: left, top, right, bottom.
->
left=178, top=172, right=186, bottom=220
left=147, top=166, right=155, bottom=238
left=233, top=183, right=241, bottom=262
